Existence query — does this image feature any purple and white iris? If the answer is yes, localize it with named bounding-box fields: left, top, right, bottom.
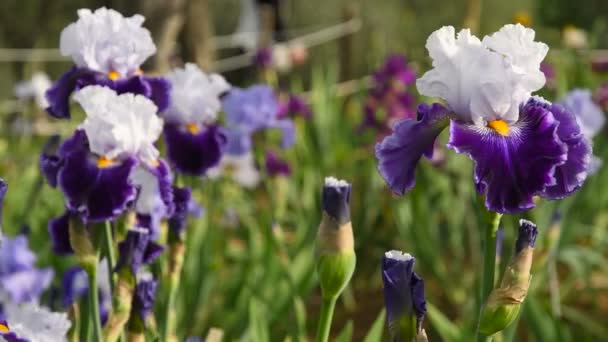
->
left=162, top=63, right=229, bottom=176
left=376, top=24, right=591, bottom=213
left=0, top=295, right=71, bottom=342
left=0, top=235, right=53, bottom=304
left=45, top=7, right=170, bottom=119
left=132, top=272, right=158, bottom=324
left=42, top=86, right=165, bottom=223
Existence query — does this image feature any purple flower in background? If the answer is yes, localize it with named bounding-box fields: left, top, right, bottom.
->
left=0, top=179, right=6, bottom=236
left=252, top=47, right=273, bottom=69
left=276, top=93, right=312, bottom=120
left=540, top=62, right=556, bottom=89
left=361, top=55, right=417, bottom=132
left=376, top=24, right=591, bottom=213
left=223, top=85, right=295, bottom=150
left=132, top=272, right=158, bottom=323
left=115, top=229, right=164, bottom=275
left=591, top=53, right=608, bottom=73
left=381, top=250, right=426, bottom=339
left=558, top=89, right=605, bottom=173
left=168, top=187, right=192, bottom=240
left=0, top=234, right=53, bottom=303
left=45, top=8, right=169, bottom=119
left=131, top=160, right=174, bottom=238
left=163, top=63, right=229, bottom=176
left=41, top=86, right=163, bottom=223
left=596, top=83, right=608, bottom=111
left=61, top=261, right=111, bottom=324
left=265, top=151, right=291, bottom=176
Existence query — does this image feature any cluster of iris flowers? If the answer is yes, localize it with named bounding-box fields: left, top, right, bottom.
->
left=0, top=6, right=599, bottom=342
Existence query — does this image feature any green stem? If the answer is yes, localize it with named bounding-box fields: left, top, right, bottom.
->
left=85, top=261, right=103, bottom=342
left=476, top=212, right=502, bottom=342
left=103, top=222, right=116, bottom=292
left=315, top=297, right=337, bottom=342
left=163, top=242, right=185, bottom=341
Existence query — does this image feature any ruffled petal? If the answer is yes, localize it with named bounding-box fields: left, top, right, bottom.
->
left=375, top=103, right=450, bottom=195
left=45, top=67, right=108, bottom=119
left=447, top=100, right=568, bottom=213
left=540, top=102, right=591, bottom=199
left=48, top=211, right=74, bottom=255
left=56, top=131, right=138, bottom=222
left=163, top=124, right=226, bottom=176
left=2, top=268, right=54, bottom=303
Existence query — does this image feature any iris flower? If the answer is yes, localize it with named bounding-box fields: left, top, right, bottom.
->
left=376, top=24, right=591, bottom=213
left=162, top=63, right=229, bottom=176
left=45, top=7, right=170, bottom=119
left=0, top=234, right=53, bottom=303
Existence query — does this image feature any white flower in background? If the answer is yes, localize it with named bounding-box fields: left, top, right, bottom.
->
left=164, top=63, right=230, bottom=125
left=0, top=292, right=71, bottom=342
left=14, top=72, right=52, bottom=109
left=207, top=153, right=260, bottom=188
left=416, top=24, right=548, bottom=127
left=562, top=25, right=588, bottom=49
left=60, top=7, right=156, bottom=78
left=272, top=44, right=292, bottom=72
left=74, top=86, right=163, bottom=164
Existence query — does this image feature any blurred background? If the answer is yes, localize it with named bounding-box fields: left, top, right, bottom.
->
left=1, top=0, right=608, bottom=341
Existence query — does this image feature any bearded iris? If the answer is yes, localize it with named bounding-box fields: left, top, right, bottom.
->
left=376, top=24, right=591, bottom=213
left=45, top=7, right=170, bottom=119
left=41, top=86, right=173, bottom=254
left=162, top=63, right=229, bottom=176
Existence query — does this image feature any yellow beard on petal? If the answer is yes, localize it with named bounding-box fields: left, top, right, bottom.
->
left=97, top=156, right=116, bottom=168
left=187, top=123, right=200, bottom=134
left=107, top=71, right=120, bottom=81
left=487, top=120, right=510, bottom=136
left=0, top=323, right=9, bottom=333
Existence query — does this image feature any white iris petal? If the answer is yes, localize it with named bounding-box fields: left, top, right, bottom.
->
left=60, top=7, right=156, bottom=77
left=417, top=24, right=548, bottom=126
left=74, top=86, right=163, bottom=164
left=164, top=63, right=230, bottom=125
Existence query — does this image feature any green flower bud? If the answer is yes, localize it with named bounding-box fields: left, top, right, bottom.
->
left=315, top=177, right=356, bottom=300
left=480, top=219, right=537, bottom=335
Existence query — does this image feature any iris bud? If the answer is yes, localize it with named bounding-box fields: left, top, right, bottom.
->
left=480, top=219, right=537, bottom=335
left=315, top=177, right=356, bottom=300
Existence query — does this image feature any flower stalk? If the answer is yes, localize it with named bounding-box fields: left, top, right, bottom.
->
left=163, top=240, right=186, bottom=342
left=476, top=211, right=502, bottom=342
left=103, top=271, right=135, bottom=342
left=68, top=216, right=103, bottom=342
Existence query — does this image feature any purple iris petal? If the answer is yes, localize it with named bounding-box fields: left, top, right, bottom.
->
left=375, top=103, right=450, bottom=195
left=45, top=67, right=170, bottom=119
left=115, top=230, right=164, bottom=275
left=447, top=100, right=568, bottom=213
left=164, top=124, right=226, bottom=176
left=0, top=234, right=53, bottom=303
left=113, top=76, right=171, bottom=113
left=133, top=278, right=158, bottom=322
left=277, top=94, right=312, bottom=119
left=45, top=67, right=107, bottom=119
left=223, top=85, right=295, bottom=148
left=0, top=179, right=6, bottom=229
left=39, top=135, right=62, bottom=188
left=56, top=130, right=138, bottom=222
left=61, top=267, right=88, bottom=307
left=540, top=103, right=591, bottom=199
left=222, top=128, right=253, bottom=155
left=48, top=211, right=74, bottom=255
left=375, top=55, right=417, bottom=87
left=322, top=179, right=352, bottom=225
left=381, top=252, right=426, bottom=335
left=168, top=186, right=192, bottom=239
left=265, top=152, right=291, bottom=176
left=60, top=266, right=109, bottom=324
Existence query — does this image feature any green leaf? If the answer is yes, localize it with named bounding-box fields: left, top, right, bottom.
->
left=334, top=320, right=353, bottom=342
left=426, top=303, right=461, bottom=341
left=363, top=309, right=386, bottom=342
